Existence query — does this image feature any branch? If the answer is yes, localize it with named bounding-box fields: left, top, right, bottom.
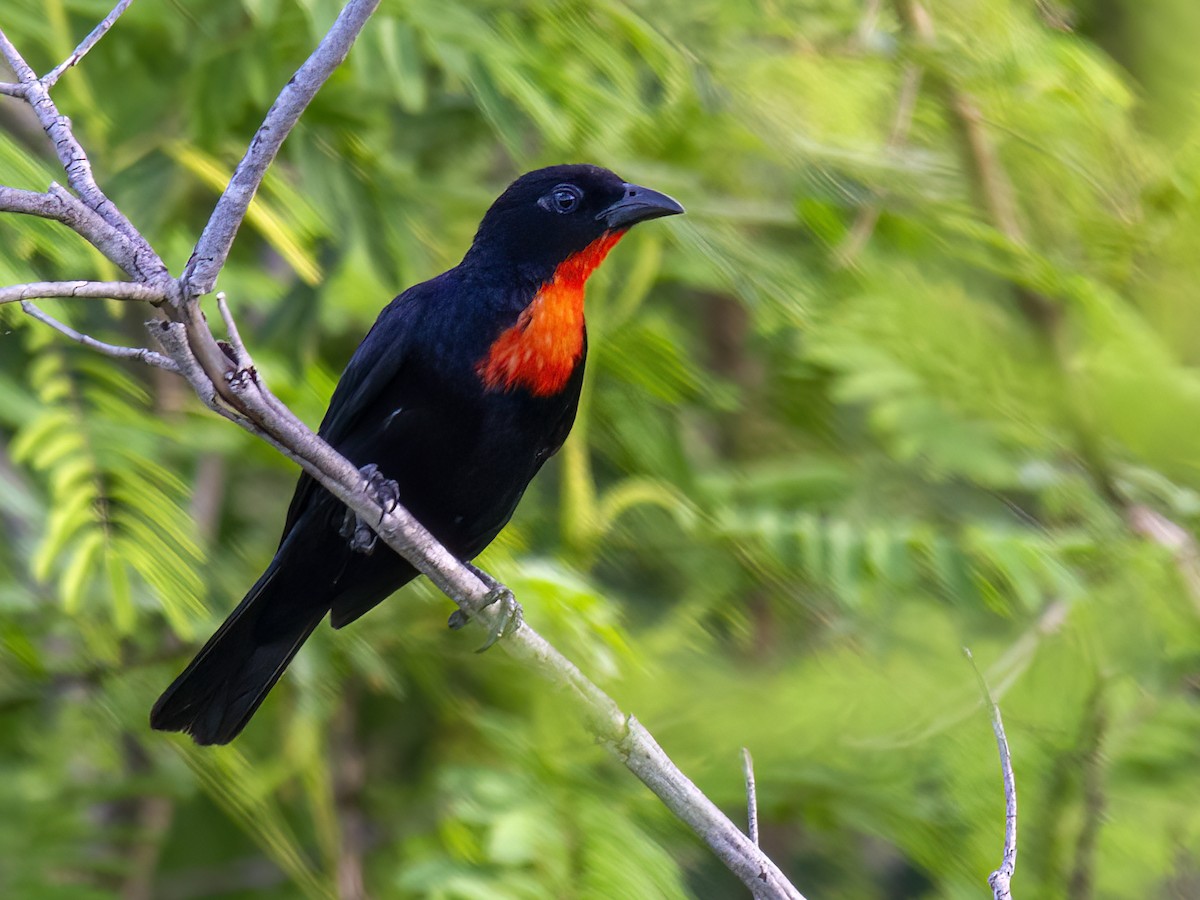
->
left=21, top=302, right=179, bottom=372
left=0, top=184, right=148, bottom=279
left=168, top=311, right=807, bottom=898
left=743, top=747, right=760, bottom=847
left=180, top=0, right=381, bottom=301
left=0, top=23, right=171, bottom=288
left=0, top=280, right=164, bottom=305
left=965, top=649, right=1017, bottom=900
left=41, top=0, right=136, bottom=90
left=0, top=7, right=806, bottom=896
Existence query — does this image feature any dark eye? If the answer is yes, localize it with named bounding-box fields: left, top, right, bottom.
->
left=542, top=184, right=582, bottom=214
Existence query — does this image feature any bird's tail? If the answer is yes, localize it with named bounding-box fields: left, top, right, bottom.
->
left=150, top=561, right=326, bottom=745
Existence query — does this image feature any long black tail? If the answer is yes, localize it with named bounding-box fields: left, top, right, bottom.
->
left=150, top=561, right=327, bottom=745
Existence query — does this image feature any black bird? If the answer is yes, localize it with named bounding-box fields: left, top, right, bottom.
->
left=151, top=165, right=683, bottom=744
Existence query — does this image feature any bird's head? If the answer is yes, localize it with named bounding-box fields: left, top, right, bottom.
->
left=466, top=164, right=684, bottom=282
left=469, top=165, right=682, bottom=398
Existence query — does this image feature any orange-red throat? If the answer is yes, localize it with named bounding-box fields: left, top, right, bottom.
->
left=477, top=230, right=625, bottom=397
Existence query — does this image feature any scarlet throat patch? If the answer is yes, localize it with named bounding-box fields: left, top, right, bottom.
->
left=477, top=230, right=625, bottom=396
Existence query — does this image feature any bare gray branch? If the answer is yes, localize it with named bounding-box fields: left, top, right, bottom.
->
left=168, top=297, right=807, bottom=898
left=21, top=302, right=179, bottom=372
left=214, top=292, right=249, bottom=364
left=966, top=649, right=1017, bottom=900
left=41, top=0, right=137, bottom=89
left=0, top=184, right=148, bottom=279
left=0, top=280, right=165, bottom=305
left=0, top=25, right=170, bottom=286
left=743, top=747, right=760, bottom=847
left=180, top=0, right=381, bottom=300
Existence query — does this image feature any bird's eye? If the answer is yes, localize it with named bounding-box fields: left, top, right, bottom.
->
left=541, top=184, right=582, bottom=214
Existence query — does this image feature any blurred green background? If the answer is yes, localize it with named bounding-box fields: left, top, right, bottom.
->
left=3, top=0, right=1200, bottom=897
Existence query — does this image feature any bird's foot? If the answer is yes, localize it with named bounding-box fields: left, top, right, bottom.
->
left=338, top=463, right=401, bottom=555
left=448, top=564, right=523, bottom=652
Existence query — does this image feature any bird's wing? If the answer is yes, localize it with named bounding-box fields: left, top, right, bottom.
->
left=277, top=285, right=424, bottom=543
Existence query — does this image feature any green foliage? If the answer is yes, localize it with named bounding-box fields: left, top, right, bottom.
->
left=4, top=0, right=1200, bottom=897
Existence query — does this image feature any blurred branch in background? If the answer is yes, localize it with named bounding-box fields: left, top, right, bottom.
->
left=890, top=0, right=1200, bottom=606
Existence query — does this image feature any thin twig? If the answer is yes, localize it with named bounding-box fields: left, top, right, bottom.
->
left=149, top=322, right=221, bottom=409
left=0, top=24, right=170, bottom=286
left=0, top=184, right=147, bottom=280
left=0, top=280, right=164, bottom=305
left=965, top=648, right=1017, bottom=900
left=180, top=0, right=381, bottom=300
left=0, top=27, right=37, bottom=83
left=41, top=0, right=137, bottom=89
left=0, top=82, right=25, bottom=97
left=214, top=292, right=249, bottom=363
left=743, top=747, right=759, bottom=847
left=21, top=302, right=179, bottom=372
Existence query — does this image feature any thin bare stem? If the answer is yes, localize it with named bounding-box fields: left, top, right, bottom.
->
left=0, top=280, right=164, bottom=305
left=181, top=0, right=381, bottom=300
left=0, top=185, right=145, bottom=279
left=743, top=747, right=759, bottom=847
left=0, top=27, right=36, bottom=82
left=0, top=25, right=170, bottom=286
left=965, top=648, right=1017, bottom=900
left=214, top=292, right=249, bottom=363
left=0, top=82, right=25, bottom=97
left=41, top=0, right=137, bottom=89
left=21, top=302, right=179, bottom=372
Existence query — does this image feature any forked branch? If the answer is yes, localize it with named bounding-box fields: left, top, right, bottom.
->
left=180, top=0, right=383, bottom=301
left=0, top=5, right=803, bottom=897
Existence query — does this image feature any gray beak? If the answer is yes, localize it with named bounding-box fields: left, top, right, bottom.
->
left=599, top=182, right=685, bottom=229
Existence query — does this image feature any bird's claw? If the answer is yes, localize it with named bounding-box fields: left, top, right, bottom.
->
left=338, top=463, right=401, bottom=555
left=448, top=578, right=523, bottom=652
left=361, top=463, right=401, bottom=519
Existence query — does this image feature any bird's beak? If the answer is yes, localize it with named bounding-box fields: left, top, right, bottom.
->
left=599, top=183, right=685, bottom=229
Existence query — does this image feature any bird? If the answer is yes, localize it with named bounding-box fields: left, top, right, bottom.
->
left=150, top=164, right=684, bottom=744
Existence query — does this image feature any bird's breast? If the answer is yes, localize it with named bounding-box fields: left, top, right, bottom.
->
left=475, top=230, right=624, bottom=397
